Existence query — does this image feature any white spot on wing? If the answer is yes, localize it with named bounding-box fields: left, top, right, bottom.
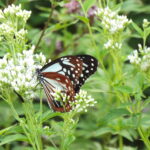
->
left=63, top=60, right=75, bottom=67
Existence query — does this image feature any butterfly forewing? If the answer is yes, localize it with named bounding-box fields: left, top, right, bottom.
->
left=40, top=56, right=83, bottom=87
left=74, top=55, right=98, bottom=92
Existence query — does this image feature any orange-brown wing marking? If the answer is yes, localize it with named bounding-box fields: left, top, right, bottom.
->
left=42, top=72, right=75, bottom=112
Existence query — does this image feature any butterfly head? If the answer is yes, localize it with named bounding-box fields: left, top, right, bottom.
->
left=36, top=68, right=43, bottom=81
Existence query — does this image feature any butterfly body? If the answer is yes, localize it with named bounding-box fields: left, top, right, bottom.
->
left=37, top=55, right=98, bottom=112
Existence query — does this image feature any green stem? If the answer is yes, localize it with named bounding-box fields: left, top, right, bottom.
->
left=119, top=135, right=123, bottom=150
left=34, top=2, right=55, bottom=52
left=128, top=106, right=150, bottom=149
left=138, top=127, right=150, bottom=149
left=78, top=0, right=108, bottom=75
left=110, top=50, right=122, bottom=81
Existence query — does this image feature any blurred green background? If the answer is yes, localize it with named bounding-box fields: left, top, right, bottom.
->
left=0, top=0, right=150, bottom=150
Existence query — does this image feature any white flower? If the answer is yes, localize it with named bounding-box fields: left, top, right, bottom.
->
left=16, top=10, right=31, bottom=22
left=0, top=4, right=31, bottom=41
left=143, top=19, right=149, bottom=28
left=2, top=4, right=31, bottom=22
left=51, top=89, right=96, bottom=113
left=95, top=7, right=131, bottom=34
left=0, top=23, right=14, bottom=35
left=128, top=44, right=150, bottom=71
left=0, top=47, right=46, bottom=99
left=15, top=29, right=27, bottom=40
left=104, top=39, right=122, bottom=50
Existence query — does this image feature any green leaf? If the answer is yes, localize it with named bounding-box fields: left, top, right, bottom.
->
left=0, top=1, right=5, bottom=7
left=45, top=146, right=57, bottom=150
left=63, top=135, right=76, bottom=148
left=91, top=127, right=115, bottom=137
left=0, top=134, right=28, bottom=146
left=145, top=27, right=150, bottom=39
left=131, top=22, right=143, bottom=37
left=120, top=130, right=133, bottom=141
left=83, top=0, right=96, bottom=12
left=0, top=125, right=19, bottom=135
left=41, top=111, right=62, bottom=122
left=49, top=20, right=78, bottom=32
left=114, top=85, right=133, bottom=94
left=76, top=16, right=89, bottom=24
left=104, top=108, right=130, bottom=122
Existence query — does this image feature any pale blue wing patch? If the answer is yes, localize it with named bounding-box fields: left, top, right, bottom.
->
left=42, top=63, right=62, bottom=72
left=44, top=78, right=66, bottom=91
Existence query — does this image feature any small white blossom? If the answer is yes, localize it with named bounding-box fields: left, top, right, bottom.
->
left=104, top=39, right=122, bottom=50
left=128, top=50, right=141, bottom=65
left=0, top=47, right=47, bottom=99
left=16, top=10, right=31, bottom=22
left=16, top=29, right=27, bottom=40
left=71, top=90, right=97, bottom=113
left=52, top=89, right=96, bottom=113
left=0, top=23, right=14, bottom=35
left=3, top=4, right=31, bottom=22
left=0, top=4, right=31, bottom=41
left=95, top=7, right=131, bottom=34
left=143, top=19, right=150, bottom=28
left=128, top=44, right=150, bottom=71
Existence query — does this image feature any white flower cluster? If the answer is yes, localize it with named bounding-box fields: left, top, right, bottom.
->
left=51, top=88, right=69, bottom=105
left=0, top=4, right=31, bottom=40
left=0, top=46, right=46, bottom=99
left=95, top=7, right=131, bottom=34
left=1, top=4, right=31, bottom=22
left=104, top=39, right=122, bottom=50
left=95, top=7, right=131, bottom=50
left=71, top=90, right=97, bottom=113
left=128, top=44, right=150, bottom=71
left=52, top=89, right=97, bottom=113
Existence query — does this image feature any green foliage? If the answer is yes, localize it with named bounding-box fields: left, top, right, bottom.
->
left=0, top=0, right=150, bottom=150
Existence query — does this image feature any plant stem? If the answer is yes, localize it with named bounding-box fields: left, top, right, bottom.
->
left=34, top=3, right=55, bottom=52
left=138, top=127, right=150, bottom=149
left=78, top=0, right=107, bottom=74
left=119, top=135, right=123, bottom=150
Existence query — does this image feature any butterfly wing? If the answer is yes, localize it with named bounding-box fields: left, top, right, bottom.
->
left=74, top=55, right=98, bottom=92
left=40, top=55, right=98, bottom=92
left=40, top=56, right=83, bottom=86
left=40, top=72, right=75, bottom=112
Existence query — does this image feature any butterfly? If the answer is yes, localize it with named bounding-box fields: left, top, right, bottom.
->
left=36, top=55, right=98, bottom=112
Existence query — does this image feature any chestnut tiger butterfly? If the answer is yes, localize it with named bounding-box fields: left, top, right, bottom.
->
left=36, top=55, right=98, bottom=112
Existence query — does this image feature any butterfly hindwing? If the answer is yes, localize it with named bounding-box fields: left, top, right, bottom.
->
left=41, top=72, right=75, bottom=112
